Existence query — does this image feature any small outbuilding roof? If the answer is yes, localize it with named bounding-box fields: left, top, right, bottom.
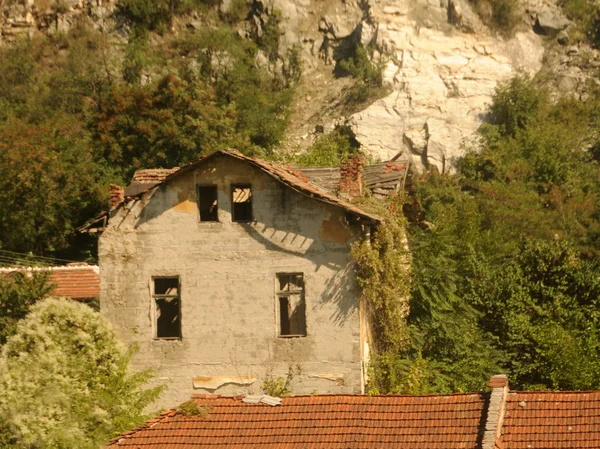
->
left=0, top=265, right=100, bottom=299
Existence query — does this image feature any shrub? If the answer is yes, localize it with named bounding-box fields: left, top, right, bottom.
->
left=468, top=0, right=522, bottom=34
left=559, top=0, right=600, bottom=47
left=337, top=45, right=390, bottom=114
left=0, top=298, right=162, bottom=449
left=292, top=126, right=361, bottom=167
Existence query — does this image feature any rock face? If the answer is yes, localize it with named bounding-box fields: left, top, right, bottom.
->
left=262, top=0, right=546, bottom=171
left=0, top=0, right=115, bottom=42
left=1, top=0, right=595, bottom=172
left=346, top=0, right=544, bottom=171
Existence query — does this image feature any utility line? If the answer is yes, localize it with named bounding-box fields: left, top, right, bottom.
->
left=0, top=249, right=84, bottom=265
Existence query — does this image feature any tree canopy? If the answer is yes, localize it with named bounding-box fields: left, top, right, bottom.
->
left=365, top=75, right=600, bottom=394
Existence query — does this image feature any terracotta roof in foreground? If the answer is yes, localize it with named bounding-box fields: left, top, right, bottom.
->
left=107, top=393, right=486, bottom=449
left=501, top=391, right=600, bottom=449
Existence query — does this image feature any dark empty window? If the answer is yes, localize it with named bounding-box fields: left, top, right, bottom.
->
left=153, top=277, right=181, bottom=339
left=232, top=184, right=252, bottom=222
left=197, top=185, right=218, bottom=222
left=277, top=273, right=306, bottom=337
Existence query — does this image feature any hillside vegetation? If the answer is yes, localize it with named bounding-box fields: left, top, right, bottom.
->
left=365, top=75, right=600, bottom=393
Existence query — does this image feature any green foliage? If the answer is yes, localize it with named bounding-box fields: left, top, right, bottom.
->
left=399, top=75, right=600, bottom=393
left=475, top=239, right=600, bottom=390
left=338, top=45, right=390, bottom=114
left=559, top=0, right=600, bottom=46
left=262, top=364, right=301, bottom=397
left=351, top=195, right=412, bottom=394
left=116, top=0, right=172, bottom=34
left=292, top=126, right=360, bottom=167
left=122, top=35, right=151, bottom=84
left=0, top=272, right=54, bottom=346
left=221, top=0, right=250, bottom=24
left=0, top=117, right=108, bottom=256
left=175, top=25, right=295, bottom=152
left=258, top=9, right=282, bottom=62
left=467, top=0, right=522, bottom=33
left=94, top=73, right=242, bottom=179
left=0, top=297, right=162, bottom=449
left=177, top=401, right=212, bottom=417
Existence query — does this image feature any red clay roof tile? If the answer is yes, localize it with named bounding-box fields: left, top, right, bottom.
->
left=107, top=393, right=486, bottom=449
left=0, top=265, right=99, bottom=299
left=501, top=391, right=600, bottom=449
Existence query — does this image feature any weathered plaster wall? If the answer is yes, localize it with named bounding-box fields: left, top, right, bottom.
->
left=99, top=154, right=364, bottom=409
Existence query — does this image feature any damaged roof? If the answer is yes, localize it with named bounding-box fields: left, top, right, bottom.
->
left=107, top=393, right=486, bottom=449
left=123, top=149, right=383, bottom=223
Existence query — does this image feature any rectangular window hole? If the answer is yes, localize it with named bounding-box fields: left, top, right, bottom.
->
left=277, top=273, right=306, bottom=337
left=232, top=184, right=252, bottom=222
left=153, top=277, right=181, bottom=339
left=197, top=185, right=218, bottom=222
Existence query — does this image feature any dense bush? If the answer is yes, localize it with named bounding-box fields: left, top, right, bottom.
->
left=94, top=73, right=242, bottom=179
left=175, top=25, right=296, bottom=153
left=0, top=117, right=108, bottom=256
left=0, top=298, right=161, bottom=449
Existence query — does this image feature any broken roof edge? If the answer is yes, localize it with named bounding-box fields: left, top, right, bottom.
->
left=81, top=149, right=384, bottom=234
left=129, top=149, right=382, bottom=223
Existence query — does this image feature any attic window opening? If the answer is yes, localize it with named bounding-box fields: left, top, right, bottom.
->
left=153, top=277, right=181, bottom=339
left=232, top=184, right=252, bottom=222
left=277, top=273, right=306, bottom=337
left=197, top=185, right=218, bottom=222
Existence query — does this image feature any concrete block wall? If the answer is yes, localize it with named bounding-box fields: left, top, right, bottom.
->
left=99, top=154, right=365, bottom=409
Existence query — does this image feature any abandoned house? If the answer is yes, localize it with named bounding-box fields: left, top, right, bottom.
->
left=91, top=149, right=408, bottom=408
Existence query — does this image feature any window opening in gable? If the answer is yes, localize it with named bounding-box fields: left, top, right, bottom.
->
left=232, top=184, right=252, bottom=222
left=153, top=277, right=181, bottom=339
left=197, top=185, right=219, bottom=222
left=276, top=273, right=306, bottom=337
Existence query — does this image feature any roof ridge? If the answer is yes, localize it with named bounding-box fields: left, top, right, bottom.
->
left=118, top=149, right=382, bottom=223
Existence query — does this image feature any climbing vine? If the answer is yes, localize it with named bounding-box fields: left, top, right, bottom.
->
left=351, top=194, right=412, bottom=393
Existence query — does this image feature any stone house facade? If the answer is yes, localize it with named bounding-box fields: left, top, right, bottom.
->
left=98, top=150, right=382, bottom=407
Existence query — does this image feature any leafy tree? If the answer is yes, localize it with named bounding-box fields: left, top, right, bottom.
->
left=0, top=272, right=54, bottom=346
left=176, top=25, right=295, bottom=152
left=361, top=75, right=600, bottom=394
left=93, top=73, right=242, bottom=180
left=475, top=239, right=600, bottom=390
left=0, top=298, right=162, bottom=449
left=0, top=116, right=108, bottom=256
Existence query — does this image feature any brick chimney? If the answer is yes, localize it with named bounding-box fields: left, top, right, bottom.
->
left=482, top=374, right=509, bottom=449
left=109, top=184, right=124, bottom=208
left=339, top=155, right=364, bottom=199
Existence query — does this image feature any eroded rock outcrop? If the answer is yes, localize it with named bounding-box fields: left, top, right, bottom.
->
left=2, top=0, right=597, bottom=172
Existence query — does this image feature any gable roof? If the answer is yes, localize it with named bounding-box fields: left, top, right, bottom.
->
left=501, top=391, right=600, bottom=448
left=125, top=149, right=382, bottom=223
left=0, top=265, right=100, bottom=299
left=107, top=393, right=486, bottom=449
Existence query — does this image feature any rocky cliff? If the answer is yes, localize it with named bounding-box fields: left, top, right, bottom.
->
left=1, top=0, right=596, bottom=172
